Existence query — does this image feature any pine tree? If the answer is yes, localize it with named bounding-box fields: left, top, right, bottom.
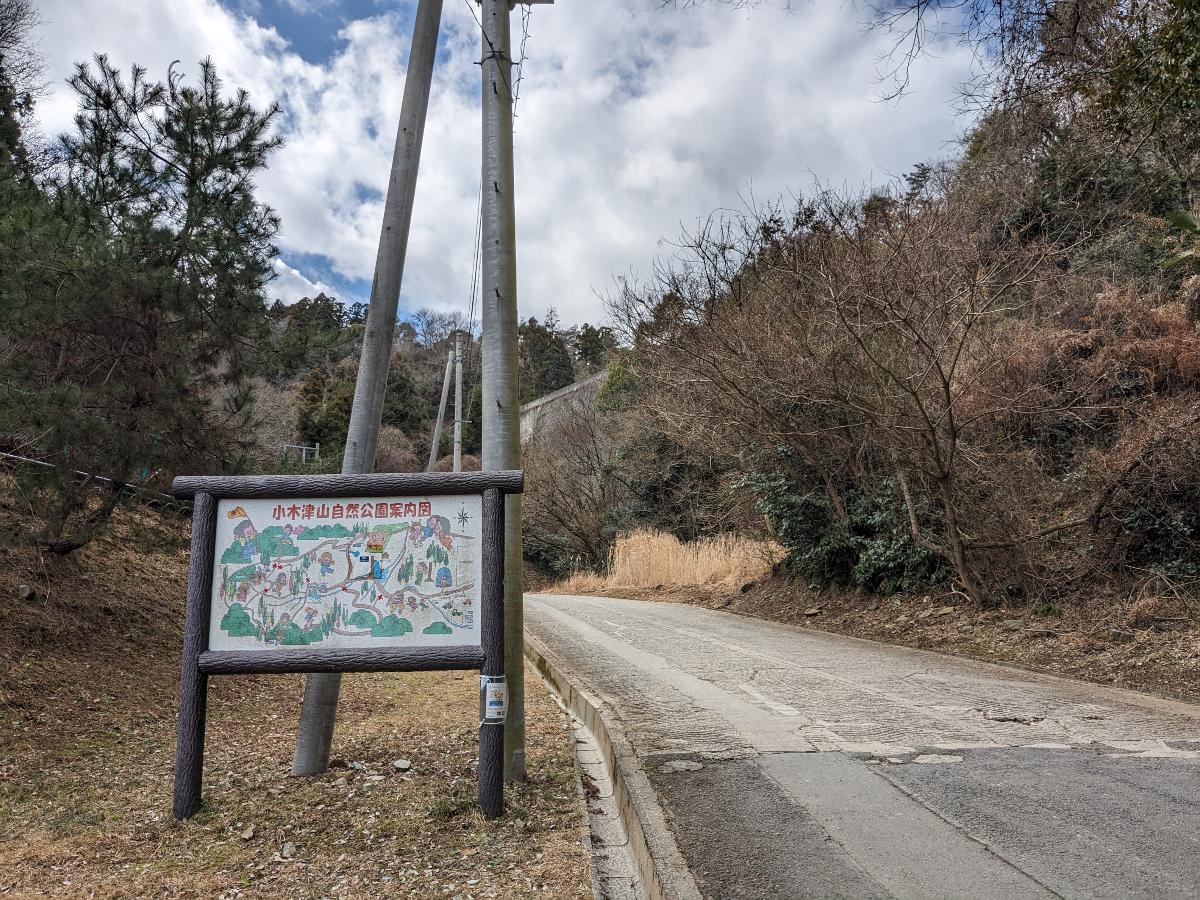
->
left=574, top=323, right=616, bottom=370
left=519, top=316, right=576, bottom=402
left=0, top=57, right=281, bottom=552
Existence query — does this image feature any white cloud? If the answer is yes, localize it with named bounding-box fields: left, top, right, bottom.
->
left=279, top=0, right=337, bottom=13
left=33, top=0, right=976, bottom=325
left=270, top=257, right=333, bottom=305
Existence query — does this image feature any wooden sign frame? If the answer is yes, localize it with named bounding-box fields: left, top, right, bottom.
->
left=170, top=470, right=523, bottom=821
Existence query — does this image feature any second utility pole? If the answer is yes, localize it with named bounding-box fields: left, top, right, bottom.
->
left=292, top=0, right=445, bottom=777
left=453, top=331, right=464, bottom=473
left=480, top=0, right=525, bottom=781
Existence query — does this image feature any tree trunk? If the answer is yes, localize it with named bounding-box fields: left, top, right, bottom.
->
left=937, top=476, right=983, bottom=605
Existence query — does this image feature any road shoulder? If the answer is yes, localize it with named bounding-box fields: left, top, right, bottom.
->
left=526, top=630, right=703, bottom=900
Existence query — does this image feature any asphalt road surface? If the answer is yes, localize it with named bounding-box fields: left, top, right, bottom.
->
left=527, top=594, right=1200, bottom=900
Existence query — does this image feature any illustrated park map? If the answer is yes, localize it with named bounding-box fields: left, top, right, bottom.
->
left=208, top=495, right=482, bottom=651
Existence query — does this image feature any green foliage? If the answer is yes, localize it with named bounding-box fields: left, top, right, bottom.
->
left=348, top=609, right=378, bottom=629
left=380, top=359, right=427, bottom=434
left=461, top=384, right=483, bottom=456
left=1093, top=2, right=1200, bottom=179
left=574, top=323, right=616, bottom=369
left=274, top=293, right=361, bottom=374
left=1163, top=211, right=1200, bottom=270
left=422, top=621, right=453, bottom=635
left=1123, top=503, right=1200, bottom=577
left=0, top=57, right=280, bottom=553
left=739, top=474, right=854, bottom=585
left=741, top=471, right=945, bottom=594
left=610, top=431, right=733, bottom=542
left=519, top=316, right=576, bottom=402
left=296, top=355, right=427, bottom=451
left=1033, top=599, right=1064, bottom=618
left=597, top=351, right=637, bottom=413
left=295, top=366, right=356, bottom=450
left=0, top=58, right=32, bottom=173
left=847, top=487, right=946, bottom=595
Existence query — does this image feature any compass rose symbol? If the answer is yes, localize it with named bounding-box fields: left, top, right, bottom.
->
left=457, top=507, right=471, bottom=528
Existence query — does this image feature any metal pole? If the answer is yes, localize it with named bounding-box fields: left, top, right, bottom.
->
left=480, top=0, right=525, bottom=782
left=292, top=0, right=444, bottom=777
left=428, top=349, right=454, bottom=472
left=453, top=331, right=464, bottom=472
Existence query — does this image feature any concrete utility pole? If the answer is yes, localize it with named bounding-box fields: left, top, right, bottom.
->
left=291, top=0, right=445, bottom=777
left=428, top=349, right=454, bottom=471
left=479, top=0, right=552, bottom=782
left=453, top=331, right=464, bottom=473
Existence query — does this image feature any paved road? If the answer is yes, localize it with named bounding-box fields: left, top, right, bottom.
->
left=527, top=594, right=1200, bottom=899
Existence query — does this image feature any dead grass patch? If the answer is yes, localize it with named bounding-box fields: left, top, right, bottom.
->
left=554, top=529, right=782, bottom=594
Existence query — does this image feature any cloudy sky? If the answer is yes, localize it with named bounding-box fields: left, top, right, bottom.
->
left=32, top=0, right=975, bottom=325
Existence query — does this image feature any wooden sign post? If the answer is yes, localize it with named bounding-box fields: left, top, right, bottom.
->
left=170, top=470, right=522, bottom=821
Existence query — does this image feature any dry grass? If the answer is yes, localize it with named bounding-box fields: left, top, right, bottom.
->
left=0, top=497, right=591, bottom=899
left=555, top=529, right=783, bottom=594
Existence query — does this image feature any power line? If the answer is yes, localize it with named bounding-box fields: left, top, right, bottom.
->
left=462, top=0, right=514, bottom=101
left=461, top=0, right=533, bottom=119
left=512, top=4, right=532, bottom=120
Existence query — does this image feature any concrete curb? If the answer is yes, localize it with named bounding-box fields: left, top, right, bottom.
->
left=525, top=633, right=703, bottom=900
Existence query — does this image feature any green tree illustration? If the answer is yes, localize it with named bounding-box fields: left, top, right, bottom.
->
left=220, top=603, right=259, bottom=638
left=371, top=615, right=413, bottom=637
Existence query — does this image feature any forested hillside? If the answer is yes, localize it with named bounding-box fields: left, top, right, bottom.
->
left=0, top=0, right=610, bottom=555
left=526, top=0, right=1200, bottom=631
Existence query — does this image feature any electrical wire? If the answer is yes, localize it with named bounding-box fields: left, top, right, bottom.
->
left=460, top=0, right=532, bottom=117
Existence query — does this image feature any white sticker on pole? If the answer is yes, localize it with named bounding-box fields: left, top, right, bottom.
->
left=480, top=675, right=508, bottom=724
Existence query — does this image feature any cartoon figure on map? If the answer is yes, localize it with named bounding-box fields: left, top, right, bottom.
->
left=304, top=607, right=318, bottom=627
left=435, top=566, right=454, bottom=588
left=408, top=521, right=425, bottom=546
left=231, top=519, right=258, bottom=562
left=424, top=515, right=454, bottom=550
left=318, top=552, right=335, bottom=577
left=273, top=571, right=288, bottom=595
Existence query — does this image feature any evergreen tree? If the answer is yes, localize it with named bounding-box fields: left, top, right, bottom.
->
left=574, top=323, right=616, bottom=370
left=0, top=57, right=280, bottom=552
left=381, top=356, right=426, bottom=434
left=519, top=316, right=576, bottom=402
left=0, top=57, right=31, bottom=173
left=277, top=293, right=352, bottom=373
left=296, top=354, right=429, bottom=450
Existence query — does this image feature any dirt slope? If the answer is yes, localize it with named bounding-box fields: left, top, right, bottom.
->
left=0, top=503, right=590, bottom=898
